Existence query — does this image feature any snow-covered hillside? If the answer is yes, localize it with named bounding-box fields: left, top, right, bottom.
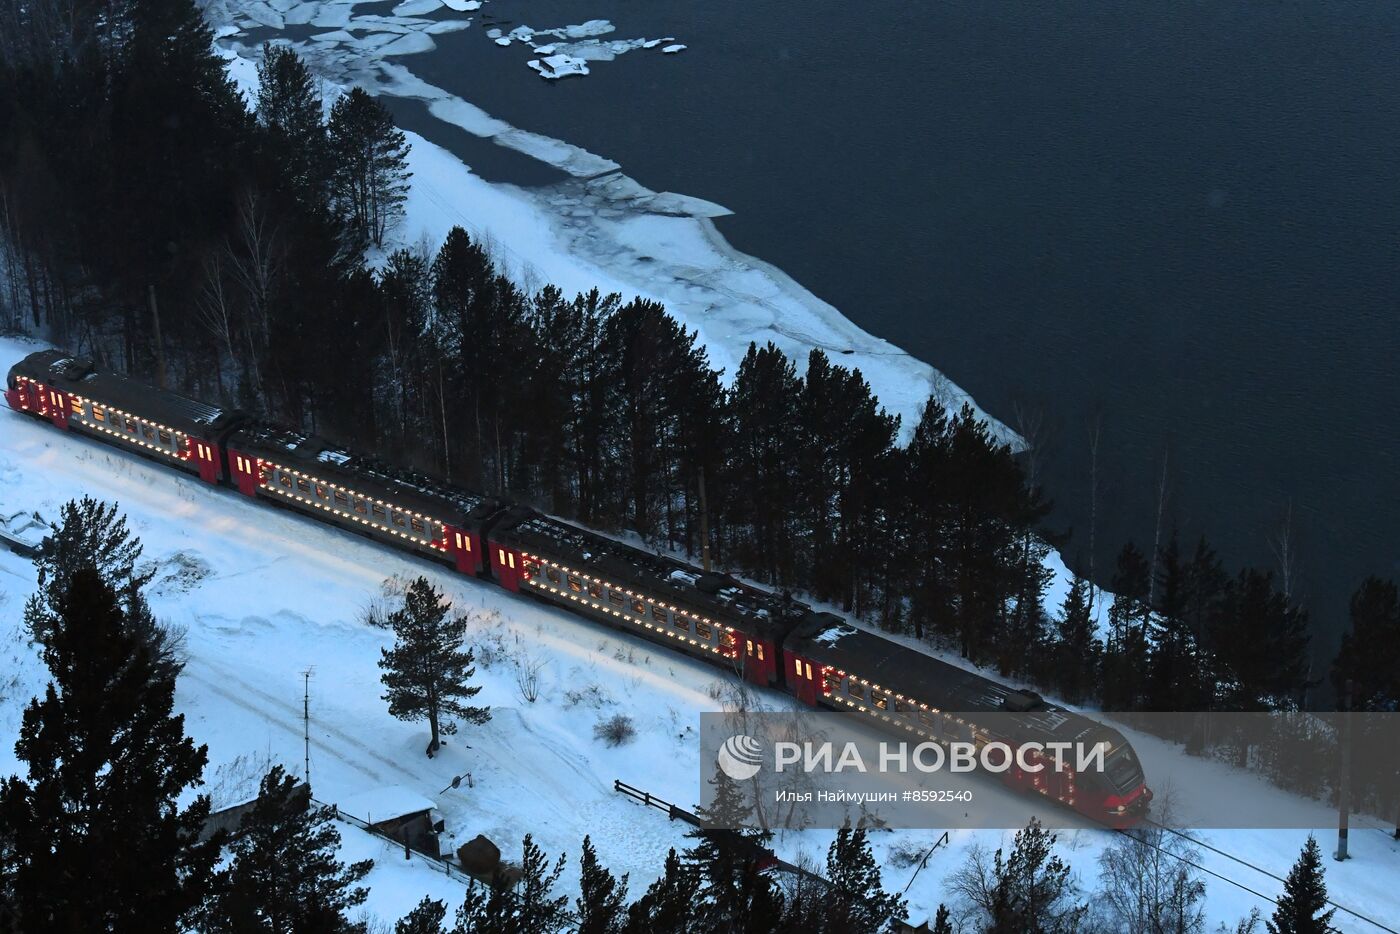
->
left=1, top=334, right=1397, bottom=929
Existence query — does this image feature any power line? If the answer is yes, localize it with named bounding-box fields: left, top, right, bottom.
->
left=1133, top=820, right=1398, bottom=933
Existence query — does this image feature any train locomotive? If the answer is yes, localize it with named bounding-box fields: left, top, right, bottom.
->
left=6, top=348, right=1152, bottom=826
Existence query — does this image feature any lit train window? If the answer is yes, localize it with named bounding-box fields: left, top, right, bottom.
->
left=392, top=513, right=406, bottom=528
left=847, top=681, right=865, bottom=700
left=334, top=491, right=349, bottom=506
left=793, top=658, right=802, bottom=677
left=355, top=499, right=367, bottom=514
left=588, top=581, right=602, bottom=598
left=372, top=504, right=386, bottom=519
left=608, top=589, right=623, bottom=606
left=757, top=644, right=764, bottom=661
left=297, top=478, right=311, bottom=493
left=696, top=621, right=712, bottom=640
left=805, top=662, right=813, bottom=680
left=454, top=532, right=464, bottom=549
left=655, top=606, right=672, bottom=625
left=280, top=474, right=292, bottom=488
left=142, top=425, right=154, bottom=440
left=71, top=401, right=85, bottom=416
left=158, top=430, right=171, bottom=445
left=873, top=692, right=888, bottom=710
left=567, top=576, right=582, bottom=592
left=917, top=709, right=933, bottom=725
left=825, top=672, right=842, bottom=692
left=546, top=568, right=560, bottom=583
left=94, top=407, right=106, bottom=422
left=507, top=553, right=515, bottom=569
left=632, top=598, right=645, bottom=615
left=126, top=418, right=137, bottom=432
left=411, top=518, right=424, bottom=533
left=670, top=613, right=687, bottom=631
left=721, top=632, right=736, bottom=652
left=315, top=485, right=327, bottom=499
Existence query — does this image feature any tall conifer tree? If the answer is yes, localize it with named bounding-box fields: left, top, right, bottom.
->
left=378, top=576, right=490, bottom=756
left=0, top=568, right=220, bottom=932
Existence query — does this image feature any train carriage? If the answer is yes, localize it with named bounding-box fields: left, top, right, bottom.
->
left=488, top=506, right=805, bottom=687
left=784, top=615, right=1153, bottom=825
left=224, top=421, right=503, bottom=575
left=5, top=350, right=242, bottom=484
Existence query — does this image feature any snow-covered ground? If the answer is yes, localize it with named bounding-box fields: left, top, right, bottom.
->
left=202, top=0, right=1015, bottom=447
left=1, top=336, right=1397, bottom=930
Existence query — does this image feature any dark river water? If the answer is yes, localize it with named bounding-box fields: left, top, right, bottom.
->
left=393, top=0, right=1400, bottom=650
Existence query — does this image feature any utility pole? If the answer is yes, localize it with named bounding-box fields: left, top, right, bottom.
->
left=698, top=465, right=712, bottom=572
left=147, top=285, right=167, bottom=389
left=1335, top=679, right=1352, bottom=861
left=302, top=668, right=314, bottom=786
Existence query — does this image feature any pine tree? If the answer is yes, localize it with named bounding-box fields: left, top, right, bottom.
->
left=1052, top=575, right=1099, bottom=704
left=378, top=576, right=490, bottom=756
left=0, top=567, right=220, bottom=932
left=1266, top=837, right=1336, bottom=934
left=28, top=496, right=153, bottom=641
left=577, top=836, right=628, bottom=934
left=328, top=87, right=411, bottom=252
left=453, top=835, right=570, bottom=934
left=685, top=768, right=784, bottom=931
left=930, top=904, right=954, bottom=934
left=726, top=341, right=803, bottom=585
left=1210, top=568, right=1310, bottom=711
left=624, top=848, right=699, bottom=934
left=396, top=897, right=448, bottom=934
left=1331, top=576, right=1400, bottom=711
left=821, top=826, right=908, bottom=933
left=255, top=43, right=329, bottom=207
left=201, top=766, right=372, bottom=933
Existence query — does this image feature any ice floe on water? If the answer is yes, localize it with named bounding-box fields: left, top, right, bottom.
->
left=391, top=0, right=440, bottom=13
left=528, top=54, right=589, bottom=80
left=661, top=44, right=686, bottom=54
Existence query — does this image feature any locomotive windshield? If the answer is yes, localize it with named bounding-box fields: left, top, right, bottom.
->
left=1104, top=744, right=1144, bottom=791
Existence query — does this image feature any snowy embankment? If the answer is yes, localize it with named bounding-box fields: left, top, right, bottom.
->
left=1, top=336, right=1398, bottom=930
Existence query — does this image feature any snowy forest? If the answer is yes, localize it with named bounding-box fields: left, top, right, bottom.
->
left=1, top=0, right=1399, bottom=927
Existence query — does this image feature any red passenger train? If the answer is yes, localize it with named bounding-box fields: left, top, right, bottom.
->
left=6, top=349, right=1151, bottom=826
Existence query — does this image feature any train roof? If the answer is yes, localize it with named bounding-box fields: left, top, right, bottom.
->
left=228, top=421, right=502, bottom=528
left=789, top=616, right=1103, bottom=741
left=491, top=507, right=808, bottom=640
left=10, top=350, right=240, bottom=436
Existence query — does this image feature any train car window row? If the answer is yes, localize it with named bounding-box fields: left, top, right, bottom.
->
left=824, top=670, right=977, bottom=745
left=67, top=396, right=191, bottom=461
left=260, top=465, right=439, bottom=546
left=521, top=556, right=739, bottom=661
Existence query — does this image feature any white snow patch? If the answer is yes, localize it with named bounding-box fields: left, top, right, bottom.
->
left=528, top=55, right=589, bottom=79
left=661, top=43, right=686, bottom=54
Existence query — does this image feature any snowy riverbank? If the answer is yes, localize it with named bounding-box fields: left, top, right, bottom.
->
left=204, top=0, right=1017, bottom=447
